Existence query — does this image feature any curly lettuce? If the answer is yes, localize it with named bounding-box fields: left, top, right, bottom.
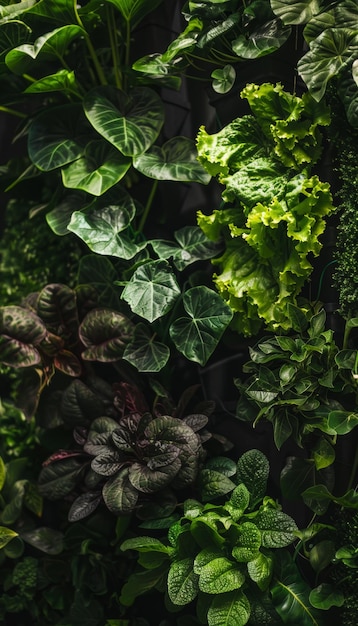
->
left=196, top=82, right=335, bottom=336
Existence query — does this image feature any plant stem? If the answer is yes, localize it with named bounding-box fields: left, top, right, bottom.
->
left=107, top=4, right=122, bottom=89
left=346, top=444, right=358, bottom=492
left=137, top=179, right=159, bottom=233
left=73, top=1, right=108, bottom=86
left=0, top=106, right=26, bottom=119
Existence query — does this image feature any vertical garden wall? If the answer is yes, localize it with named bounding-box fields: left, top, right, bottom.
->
left=0, top=1, right=357, bottom=625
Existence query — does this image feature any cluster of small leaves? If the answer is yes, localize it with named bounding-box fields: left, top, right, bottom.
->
left=0, top=400, right=39, bottom=461
left=271, top=0, right=358, bottom=125
left=235, top=306, right=358, bottom=452
left=38, top=381, right=214, bottom=521
left=134, top=0, right=292, bottom=93
left=120, top=449, right=324, bottom=626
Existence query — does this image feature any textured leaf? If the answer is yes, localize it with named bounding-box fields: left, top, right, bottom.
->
left=62, top=140, right=131, bottom=196
left=270, top=0, right=322, bottom=24
left=28, top=103, right=90, bottom=171
left=236, top=449, right=270, bottom=509
left=151, top=225, right=222, bottom=271
left=232, top=18, right=291, bottom=60
left=231, top=522, right=261, bottom=562
left=133, top=137, right=210, bottom=183
left=247, top=552, right=273, bottom=590
left=0, top=306, right=47, bottom=367
left=0, top=21, right=31, bottom=59
left=68, top=491, right=102, bottom=522
left=211, top=64, right=236, bottom=94
left=84, top=416, right=119, bottom=455
left=199, top=469, right=236, bottom=501
left=84, top=86, right=164, bottom=156
left=207, top=589, right=251, bottom=626
left=0, top=527, right=18, bottom=549
left=255, top=509, right=298, bottom=547
left=123, top=323, right=170, bottom=372
left=79, top=308, right=134, bottom=361
left=167, top=558, right=199, bottom=606
left=102, top=467, right=139, bottom=513
left=199, top=557, right=245, bottom=594
left=38, top=457, right=86, bottom=500
left=46, top=191, right=87, bottom=235
left=169, top=286, right=233, bottom=365
left=122, top=260, right=181, bottom=322
left=128, top=457, right=182, bottom=493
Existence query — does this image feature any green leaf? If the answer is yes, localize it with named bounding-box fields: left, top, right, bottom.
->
left=327, top=410, right=358, bottom=434
left=133, top=137, right=211, bottom=184
left=247, top=552, right=273, bottom=591
left=254, top=509, right=298, bottom=548
left=68, top=197, right=146, bottom=259
left=121, top=536, right=172, bottom=554
left=0, top=526, right=18, bottom=549
left=232, top=522, right=262, bottom=562
left=0, top=456, right=6, bottom=491
left=232, top=18, right=291, bottom=60
left=167, top=558, right=199, bottom=606
left=5, top=25, right=85, bottom=74
left=199, top=557, right=245, bottom=594
left=79, top=308, right=134, bottom=361
left=298, top=28, right=358, bottom=101
left=309, top=583, right=345, bottom=610
left=169, top=286, right=233, bottom=365
left=312, top=437, right=335, bottom=469
left=24, top=68, right=79, bottom=95
left=270, top=0, right=323, bottom=24
left=62, top=140, right=131, bottom=196
left=84, top=86, right=164, bottom=157
left=119, top=564, right=168, bottom=606
left=151, top=226, right=221, bottom=271
left=211, top=64, right=236, bottom=94
left=302, top=485, right=358, bottom=509
left=236, top=449, right=270, bottom=509
left=123, top=323, right=170, bottom=372
left=21, top=527, right=64, bottom=554
left=309, top=540, right=335, bottom=575
left=28, top=104, right=89, bottom=171
left=0, top=21, right=31, bottom=60
left=122, top=260, right=181, bottom=323
left=272, top=551, right=322, bottom=626
left=46, top=191, right=87, bottom=235
left=199, top=469, right=236, bottom=501
left=207, top=589, right=251, bottom=626
left=106, top=0, right=164, bottom=28
left=227, top=483, right=250, bottom=520
left=0, top=0, right=36, bottom=25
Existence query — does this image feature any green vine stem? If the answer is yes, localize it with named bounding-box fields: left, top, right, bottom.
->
left=107, top=4, right=122, bottom=89
left=73, top=1, right=107, bottom=86
left=137, top=179, right=159, bottom=233
left=0, top=106, right=26, bottom=119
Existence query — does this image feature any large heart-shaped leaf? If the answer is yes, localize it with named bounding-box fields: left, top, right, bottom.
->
left=68, top=191, right=145, bottom=259
left=62, top=140, right=131, bottom=196
left=270, top=0, right=323, bottom=24
left=84, top=86, right=164, bottom=156
left=133, top=137, right=211, bottom=183
left=28, top=103, right=90, bottom=171
left=106, top=0, right=164, bottom=27
left=79, top=308, right=135, bottom=361
left=123, top=323, right=170, bottom=372
left=298, top=28, right=358, bottom=101
left=232, top=18, right=291, bottom=59
left=0, top=0, right=36, bottom=25
left=5, top=25, right=85, bottom=74
left=46, top=191, right=88, bottom=235
left=122, top=260, right=181, bottom=323
left=0, top=21, right=31, bottom=61
left=169, top=286, right=233, bottom=365
left=0, top=306, right=47, bottom=367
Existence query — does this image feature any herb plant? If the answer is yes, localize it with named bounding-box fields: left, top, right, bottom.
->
left=120, top=449, right=324, bottom=626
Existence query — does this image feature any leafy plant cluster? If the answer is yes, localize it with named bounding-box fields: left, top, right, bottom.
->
left=196, top=82, right=334, bottom=335
left=120, top=449, right=325, bottom=626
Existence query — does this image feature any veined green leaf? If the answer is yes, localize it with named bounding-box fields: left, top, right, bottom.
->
left=0, top=0, right=36, bottom=25
left=0, top=21, right=31, bottom=59
left=327, top=409, right=358, bottom=434
left=199, top=557, right=246, bottom=594
left=122, top=260, right=181, bottom=323
left=106, top=0, right=164, bottom=27
left=247, top=552, right=273, bottom=591
left=254, top=509, right=297, bottom=547
left=123, top=323, right=170, bottom=372
left=77, top=255, right=120, bottom=308
left=0, top=526, right=18, bottom=549
left=207, top=589, right=251, bottom=626
left=232, top=522, right=261, bottom=562
left=270, top=0, right=323, bottom=24
left=102, top=467, right=139, bottom=514
left=151, top=225, right=221, bottom=271
left=84, top=86, right=164, bottom=157
left=236, top=449, right=270, bottom=509
left=211, top=64, right=236, bottom=94
left=232, top=18, right=291, bottom=60
left=167, top=558, right=199, bottom=606
left=133, top=137, right=211, bottom=184
left=24, top=69, right=79, bottom=95
left=309, top=583, right=344, bottom=610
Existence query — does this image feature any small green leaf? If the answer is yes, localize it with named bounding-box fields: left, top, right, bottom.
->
left=236, top=449, right=270, bottom=509
left=211, top=64, right=236, bottom=94
left=199, top=557, right=245, bottom=594
left=327, top=410, right=358, bottom=434
left=122, top=260, right=181, bottom=323
left=309, top=540, right=335, bottom=574
left=0, top=526, right=18, bottom=549
left=199, top=469, right=236, bottom=501
left=309, top=583, right=345, bottom=610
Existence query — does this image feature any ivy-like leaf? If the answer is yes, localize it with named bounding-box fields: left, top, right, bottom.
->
left=169, top=286, right=233, bottom=365
left=327, top=409, right=358, bottom=435
left=122, top=260, right=181, bottom=323
left=84, top=86, right=164, bottom=156
left=123, top=323, right=170, bottom=372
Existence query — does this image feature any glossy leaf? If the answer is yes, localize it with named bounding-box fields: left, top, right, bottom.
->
left=24, top=68, right=79, bottom=94
left=167, top=558, right=199, bottom=605
left=0, top=21, right=31, bottom=60
left=0, top=305, right=47, bottom=367
left=62, top=140, right=131, bottom=196
left=133, top=137, right=211, bottom=183
left=309, top=583, right=345, bottom=610
left=106, top=0, right=164, bottom=27
left=5, top=25, right=85, bottom=74
left=231, top=522, right=261, bottom=562
left=0, top=526, right=18, bottom=549
left=298, top=28, right=358, bottom=101
left=247, top=552, right=273, bottom=591
left=327, top=409, right=358, bottom=434
left=255, top=509, right=297, bottom=548
left=270, top=0, right=322, bottom=24
left=122, top=260, right=181, bottom=323
left=84, top=86, right=164, bottom=156
left=102, top=467, right=139, bottom=514
left=123, top=323, right=170, bottom=372
left=128, top=457, right=182, bottom=493
left=232, top=19, right=291, bottom=60
left=211, top=64, right=236, bottom=94
left=206, top=589, right=251, bottom=626
left=169, top=286, right=233, bottom=365
left=0, top=0, right=36, bottom=25
left=28, top=104, right=89, bottom=171
left=36, top=283, right=79, bottom=340
left=199, top=469, right=236, bottom=501
left=38, top=457, right=86, bottom=500
left=79, top=308, right=134, bottom=361
left=151, top=225, right=222, bottom=271
left=46, top=191, right=87, bottom=235
left=26, top=0, right=78, bottom=25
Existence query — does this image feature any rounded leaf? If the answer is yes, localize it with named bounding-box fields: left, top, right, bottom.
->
left=79, top=308, right=135, bottom=361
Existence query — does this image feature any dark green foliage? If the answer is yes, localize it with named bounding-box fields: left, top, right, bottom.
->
left=328, top=508, right=358, bottom=626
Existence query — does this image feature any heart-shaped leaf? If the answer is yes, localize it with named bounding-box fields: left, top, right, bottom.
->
left=122, top=260, right=181, bottom=323
left=123, top=323, right=170, bottom=372
left=133, top=137, right=211, bottom=183
left=5, top=25, right=85, bottom=74
left=28, top=103, right=90, bottom=171
left=79, top=308, right=135, bottom=361
left=24, top=69, right=79, bottom=95
left=46, top=191, right=88, bottom=235
left=270, top=0, right=322, bottom=24
left=0, top=0, right=36, bottom=26
left=62, top=140, right=131, bottom=196
left=84, top=86, right=164, bottom=156
left=169, top=286, right=233, bottom=365
left=232, top=19, right=291, bottom=60
left=0, top=21, right=31, bottom=60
